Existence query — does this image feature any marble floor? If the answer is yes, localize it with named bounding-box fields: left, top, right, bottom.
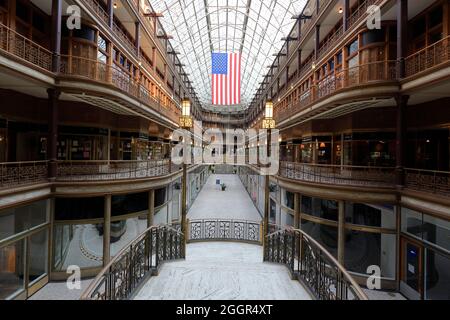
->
left=187, top=174, right=262, bottom=221
left=28, top=279, right=93, bottom=300
left=134, top=242, right=311, bottom=300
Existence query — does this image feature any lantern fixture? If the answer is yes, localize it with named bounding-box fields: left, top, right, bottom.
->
left=265, top=100, right=273, bottom=119
left=182, top=98, right=191, bottom=117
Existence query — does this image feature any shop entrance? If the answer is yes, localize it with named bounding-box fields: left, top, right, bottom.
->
left=400, top=237, right=423, bottom=300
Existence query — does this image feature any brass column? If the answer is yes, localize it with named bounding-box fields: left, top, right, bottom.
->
left=263, top=129, right=271, bottom=247
left=337, top=200, right=345, bottom=265
left=181, top=163, right=187, bottom=251
left=294, top=193, right=301, bottom=229
left=103, top=194, right=111, bottom=266
left=148, top=189, right=155, bottom=228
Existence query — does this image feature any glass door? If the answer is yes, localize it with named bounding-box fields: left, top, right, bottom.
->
left=400, top=237, right=423, bottom=300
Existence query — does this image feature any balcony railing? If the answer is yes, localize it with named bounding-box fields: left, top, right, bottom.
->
left=0, top=23, right=52, bottom=71
left=59, top=55, right=181, bottom=124
left=405, top=168, right=450, bottom=197
left=275, top=60, right=397, bottom=123
left=279, top=161, right=396, bottom=187
left=56, top=159, right=171, bottom=181
left=81, top=225, right=185, bottom=300
left=0, top=161, right=49, bottom=189
left=405, top=36, right=450, bottom=77
left=264, top=228, right=368, bottom=300
left=188, top=219, right=262, bottom=244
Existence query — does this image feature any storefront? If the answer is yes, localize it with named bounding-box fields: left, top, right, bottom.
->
left=0, top=199, right=51, bottom=299
left=400, top=207, right=450, bottom=300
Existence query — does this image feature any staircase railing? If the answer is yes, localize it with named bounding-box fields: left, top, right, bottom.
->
left=80, top=225, right=184, bottom=300
left=264, top=228, right=368, bottom=300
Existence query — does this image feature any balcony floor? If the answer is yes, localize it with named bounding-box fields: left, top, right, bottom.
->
left=187, top=174, right=262, bottom=221
left=133, top=242, right=311, bottom=300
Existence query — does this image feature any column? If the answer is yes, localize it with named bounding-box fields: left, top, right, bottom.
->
left=51, top=0, right=62, bottom=72
left=286, top=66, right=289, bottom=87
left=294, top=193, right=301, bottom=229
left=297, top=49, right=302, bottom=76
left=343, top=0, right=350, bottom=31
left=148, top=189, right=155, bottom=228
left=107, top=128, right=111, bottom=164
left=135, top=21, right=141, bottom=54
left=337, top=200, right=345, bottom=265
left=263, top=129, right=271, bottom=246
left=103, top=194, right=112, bottom=266
left=395, top=95, right=409, bottom=187
left=314, top=25, right=320, bottom=61
left=397, top=0, right=408, bottom=78
left=47, top=89, right=60, bottom=180
left=107, top=0, right=114, bottom=28
left=152, top=47, right=157, bottom=72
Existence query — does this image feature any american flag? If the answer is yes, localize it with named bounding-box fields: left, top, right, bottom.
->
left=211, top=52, right=241, bottom=105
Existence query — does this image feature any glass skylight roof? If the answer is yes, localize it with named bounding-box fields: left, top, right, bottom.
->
left=150, top=0, right=308, bottom=111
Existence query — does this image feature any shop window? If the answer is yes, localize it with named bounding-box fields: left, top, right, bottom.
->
left=301, top=219, right=338, bottom=258
left=429, top=6, right=443, bottom=29
left=16, top=1, right=29, bottom=22
left=97, top=35, right=107, bottom=52
left=401, top=207, right=423, bottom=239
left=52, top=224, right=103, bottom=271
left=155, top=188, right=167, bottom=208
left=345, top=203, right=395, bottom=229
left=28, top=229, right=48, bottom=284
left=361, top=29, right=385, bottom=46
left=347, top=39, right=359, bottom=56
left=344, top=231, right=396, bottom=278
left=111, top=192, right=149, bottom=217
left=284, top=191, right=294, bottom=210
left=55, top=197, right=104, bottom=221
left=0, top=240, right=25, bottom=299
left=412, top=17, right=426, bottom=39
left=425, top=250, right=450, bottom=300
left=73, top=25, right=96, bottom=42
left=0, top=200, right=49, bottom=241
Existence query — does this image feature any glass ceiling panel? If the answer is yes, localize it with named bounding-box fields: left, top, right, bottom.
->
left=150, top=0, right=308, bottom=112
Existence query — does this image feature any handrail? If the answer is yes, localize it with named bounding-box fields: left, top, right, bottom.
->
left=275, top=60, right=398, bottom=123
left=405, top=36, right=450, bottom=77
left=58, top=55, right=181, bottom=124
left=56, top=159, right=171, bottom=181
left=0, top=22, right=53, bottom=71
left=405, top=167, right=450, bottom=196
left=0, top=160, right=49, bottom=189
left=264, top=228, right=368, bottom=300
left=81, top=224, right=184, bottom=300
left=279, top=161, right=396, bottom=187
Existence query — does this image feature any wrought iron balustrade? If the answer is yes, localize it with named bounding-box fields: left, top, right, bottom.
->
left=405, top=168, right=450, bottom=197
left=279, top=161, right=396, bottom=187
left=264, top=229, right=368, bottom=300
left=188, top=219, right=262, bottom=244
left=59, top=55, right=181, bottom=124
left=275, top=60, right=397, bottom=123
left=81, top=225, right=184, bottom=300
left=56, top=159, right=171, bottom=181
left=0, top=23, right=52, bottom=71
left=0, top=161, right=49, bottom=189
left=405, top=36, right=450, bottom=77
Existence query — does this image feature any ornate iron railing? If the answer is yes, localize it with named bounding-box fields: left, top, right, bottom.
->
left=188, top=219, right=262, bottom=244
left=0, top=23, right=52, bottom=71
left=56, top=159, right=171, bottom=181
left=264, top=228, right=368, bottom=300
left=405, top=36, right=450, bottom=77
left=0, top=161, right=48, bottom=189
left=279, top=161, right=396, bottom=187
left=81, top=225, right=184, bottom=300
left=59, top=55, right=181, bottom=124
left=405, top=168, right=450, bottom=197
left=275, top=60, right=397, bottom=123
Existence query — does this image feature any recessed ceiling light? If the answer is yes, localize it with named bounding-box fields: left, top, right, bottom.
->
left=338, top=7, right=343, bottom=14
